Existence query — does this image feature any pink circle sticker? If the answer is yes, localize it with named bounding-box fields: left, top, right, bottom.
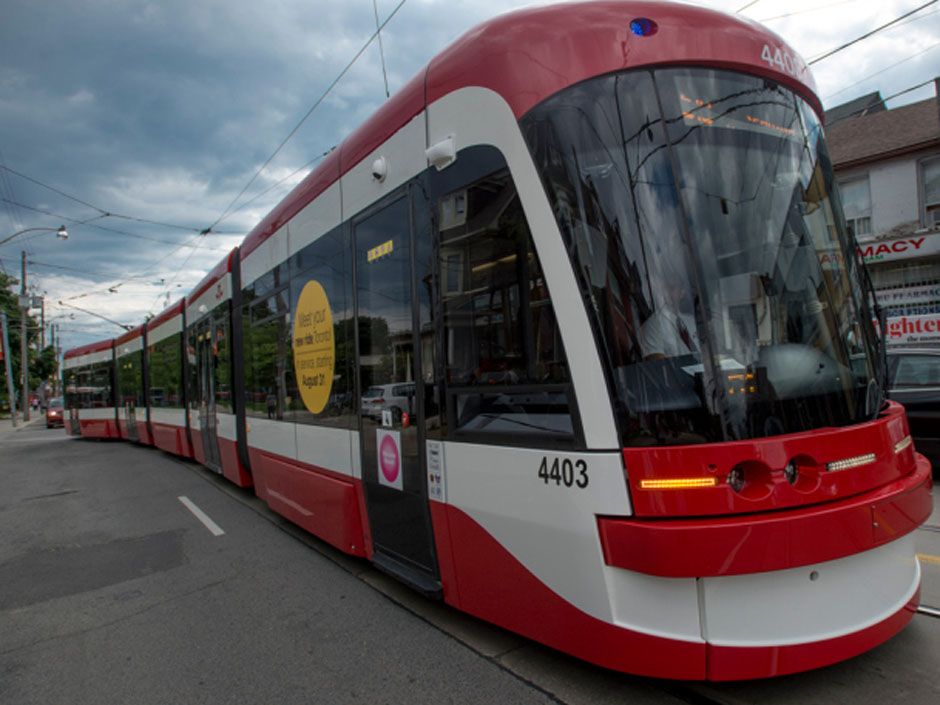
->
left=379, top=435, right=400, bottom=483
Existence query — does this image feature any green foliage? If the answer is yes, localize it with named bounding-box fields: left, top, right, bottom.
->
left=0, top=271, right=47, bottom=407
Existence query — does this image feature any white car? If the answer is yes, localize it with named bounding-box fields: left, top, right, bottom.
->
left=360, top=383, right=416, bottom=420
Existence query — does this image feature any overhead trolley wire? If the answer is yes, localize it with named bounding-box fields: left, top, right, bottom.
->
left=824, top=40, right=940, bottom=100
left=0, top=164, right=240, bottom=235
left=373, top=0, right=391, bottom=99
left=808, top=0, right=938, bottom=64
left=160, top=3, right=409, bottom=313
left=56, top=299, right=134, bottom=331
left=213, top=150, right=332, bottom=229
left=0, top=198, right=233, bottom=252
left=206, top=0, right=409, bottom=232
left=825, top=78, right=937, bottom=127
left=0, top=256, right=172, bottom=284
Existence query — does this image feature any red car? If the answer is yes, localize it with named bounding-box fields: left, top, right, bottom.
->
left=46, top=397, right=64, bottom=428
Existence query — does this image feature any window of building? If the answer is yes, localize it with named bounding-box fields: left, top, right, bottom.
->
left=839, top=176, right=872, bottom=237
left=922, top=157, right=940, bottom=226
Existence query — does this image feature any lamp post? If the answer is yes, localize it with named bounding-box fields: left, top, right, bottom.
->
left=0, top=225, right=68, bottom=248
left=1, top=226, right=68, bottom=422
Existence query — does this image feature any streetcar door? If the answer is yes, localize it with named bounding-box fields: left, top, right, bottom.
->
left=354, top=193, right=440, bottom=595
left=125, top=394, right=139, bottom=442
left=197, top=318, right=222, bottom=472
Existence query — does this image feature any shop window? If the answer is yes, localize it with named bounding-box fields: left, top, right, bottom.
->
left=923, top=157, right=940, bottom=226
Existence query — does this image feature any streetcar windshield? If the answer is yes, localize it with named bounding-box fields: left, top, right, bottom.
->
left=523, top=67, right=882, bottom=445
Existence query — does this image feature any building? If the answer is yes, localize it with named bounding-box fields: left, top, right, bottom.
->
left=826, top=80, right=940, bottom=346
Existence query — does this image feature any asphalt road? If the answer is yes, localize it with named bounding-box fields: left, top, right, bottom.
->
left=1, top=421, right=938, bottom=705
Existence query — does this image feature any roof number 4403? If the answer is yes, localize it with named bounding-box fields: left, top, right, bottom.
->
left=538, top=456, right=589, bottom=489
left=761, top=44, right=799, bottom=77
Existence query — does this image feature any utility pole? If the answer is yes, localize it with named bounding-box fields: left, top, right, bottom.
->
left=20, top=250, right=29, bottom=421
left=1, top=311, right=17, bottom=427
left=50, top=323, right=58, bottom=396
left=40, top=297, right=45, bottom=349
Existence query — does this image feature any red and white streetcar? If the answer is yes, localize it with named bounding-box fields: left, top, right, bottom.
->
left=64, top=1, right=933, bottom=680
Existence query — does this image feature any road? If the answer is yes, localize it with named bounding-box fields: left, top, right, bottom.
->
left=1, top=421, right=938, bottom=705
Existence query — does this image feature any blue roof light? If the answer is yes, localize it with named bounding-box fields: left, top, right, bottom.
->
left=630, top=18, right=658, bottom=37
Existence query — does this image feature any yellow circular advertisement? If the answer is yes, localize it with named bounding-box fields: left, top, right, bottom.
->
left=292, top=280, right=335, bottom=414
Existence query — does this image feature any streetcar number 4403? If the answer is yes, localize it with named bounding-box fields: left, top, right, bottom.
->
left=538, top=456, right=589, bottom=489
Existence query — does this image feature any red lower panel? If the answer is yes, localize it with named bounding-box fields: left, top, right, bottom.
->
left=441, top=505, right=919, bottom=680
left=191, top=431, right=206, bottom=466
left=248, top=447, right=366, bottom=557
left=429, top=501, right=461, bottom=608
left=151, top=422, right=193, bottom=458
left=80, top=418, right=119, bottom=439
left=707, top=589, right=920, bottom=680
left=442, top=505, right=706, bottom=680
left=599, top=455, right=933, bottom=578
left=218, top=437, right=252, bottom=488
left=136, top=421, right=154, bottom=446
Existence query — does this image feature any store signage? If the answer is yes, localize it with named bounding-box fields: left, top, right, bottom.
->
left=876, top=283, right=940, bottom=307
left=858, top=233, right=940, bottom=265
left=884, top=314, right=940, bottom=344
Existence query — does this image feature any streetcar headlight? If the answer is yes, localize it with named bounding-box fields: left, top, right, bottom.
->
left=638, top=477, right=717, bottom=490
left=826, top=453, right=875, bottom=472
left=894, top=436, right=912, bottom=454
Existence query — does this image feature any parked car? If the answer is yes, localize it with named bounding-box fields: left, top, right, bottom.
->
left=360, top=383, right=416, bottom=421
left=884, top=348, right=940, bottom=476
left=45, top=397, right=65, bottom=428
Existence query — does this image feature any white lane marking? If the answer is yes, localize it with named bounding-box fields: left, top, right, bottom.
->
left=178, top=496, right=225, bottom=537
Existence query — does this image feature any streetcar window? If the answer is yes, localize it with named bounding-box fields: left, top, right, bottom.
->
left=65, top=361, right=113, bottom=410
left=117, top=347, right=144, bottom=409
left=434, top=148, right=580, bottom=446
left=242, top=286, right=291, bottom=421
left=287, top=225, right=354, bottom=426
left=148, top=332, right=183, bottom=408
left=523, top=67, right=881, bottom=445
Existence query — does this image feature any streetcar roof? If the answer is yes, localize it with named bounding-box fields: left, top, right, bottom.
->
left=188, top=248, right=239, bottom=306
left=239, top=0, right=818, bottom=261
left=64, top=338, right=113, bottom=359
left=146, top=298, right=185, bottom=331
left=114, top=324, right=145, bottom=346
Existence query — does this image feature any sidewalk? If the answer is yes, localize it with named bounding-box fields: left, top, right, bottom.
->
left=0, top=414, right=44, bottom=440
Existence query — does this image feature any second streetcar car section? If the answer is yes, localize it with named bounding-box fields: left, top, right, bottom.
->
left=62, top=0, right=934, bottom=683
left=146, top=302, right=193, bottom=458
left=115, top=326, right=150, bottom=445
left=186, top=251, right=252, bottom=488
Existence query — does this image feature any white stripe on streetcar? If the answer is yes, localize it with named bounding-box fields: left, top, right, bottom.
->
left=177, top=496, right=225, bottom=536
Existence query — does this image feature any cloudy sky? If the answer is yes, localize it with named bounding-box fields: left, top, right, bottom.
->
left=1, top=0, right=938, bottom=350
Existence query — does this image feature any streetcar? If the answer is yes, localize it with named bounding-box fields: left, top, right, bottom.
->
left=63, top=1, right=933, bottom=680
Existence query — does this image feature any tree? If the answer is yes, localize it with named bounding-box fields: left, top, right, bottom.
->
left=0, top=271, right=42, bottom=410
